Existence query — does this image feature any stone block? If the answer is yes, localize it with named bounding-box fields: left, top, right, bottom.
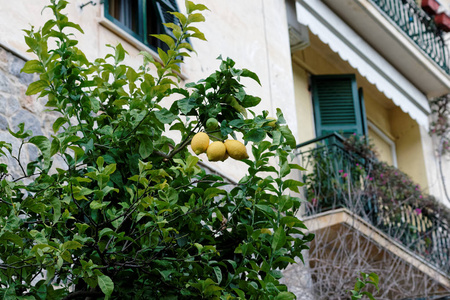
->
left=8, top=56, right=24, bottom=78
left=0, top=114, right=8, bottom=131
left=0, top=94, right=21, bottom=117
left=26, top=144, right=39, bottom=162
left=10, top=109, right=44, bottom=136
left=9, top=56, right=35, bottom=85
left=0, top=72, right=12, bottom=93
left=7, top=96, right=20, bottom=116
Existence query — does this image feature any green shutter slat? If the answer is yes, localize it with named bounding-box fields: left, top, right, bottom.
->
left=311, top=74, right=364, bottom=137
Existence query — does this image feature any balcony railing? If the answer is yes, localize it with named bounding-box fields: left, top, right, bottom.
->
left=296, top=133, right=450, bottom=275
left=370, top=0, right=450, bottom=74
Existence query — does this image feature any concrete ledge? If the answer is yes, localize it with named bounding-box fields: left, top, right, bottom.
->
left=303, top=208, right=450, bottom=288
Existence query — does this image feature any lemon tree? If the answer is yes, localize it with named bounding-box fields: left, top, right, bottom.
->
left=0, top=1, right=312, bottom=299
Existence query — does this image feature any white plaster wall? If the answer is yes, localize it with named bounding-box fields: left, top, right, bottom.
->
left=0, top=0, right=297, bottom=183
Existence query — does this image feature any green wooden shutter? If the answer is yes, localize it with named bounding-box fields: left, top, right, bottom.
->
left=151, top=0, right=182, bottom=50
left=311, top=74, right=366, bottom=137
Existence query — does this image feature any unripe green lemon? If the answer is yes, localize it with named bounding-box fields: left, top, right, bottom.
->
left=267, top=117, right=277, bottom=127
left=206, top=118, right=219, bottom=130
left=191, top=132, right=210, bottom=155
left=207, top=141, right=227, bottom=162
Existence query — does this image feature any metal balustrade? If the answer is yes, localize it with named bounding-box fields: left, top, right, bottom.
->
left=296, top=133, right=450, bottom=274
left=370, top=0, right=450, bottom=74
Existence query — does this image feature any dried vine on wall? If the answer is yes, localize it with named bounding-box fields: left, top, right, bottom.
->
left=429, top=94, right=450, bottom=203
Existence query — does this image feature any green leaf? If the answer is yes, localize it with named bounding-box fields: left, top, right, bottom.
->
left=241, top=69, right=261, bottom=85
left=61, top=21, right=84, bottom=33
left=50, top=137, right=60, bottom=157
left=255, top=204, right=275, bottom=217
left=278, top=126, right=296, bottom=148
left=272, top=226, right=286, bottom=251
left=213, top=266, right=222, bottom=284
left=62, top=241, right=83, bottom=250
left=42, top=19, right=56, bottom=35
left=52, top=117, right=67, bottom=133
left=155, top=108, right=177, bottom=124
left=98, top=274, right=114, bottom=299
left=289, top=163, right=306, bottom=171
left=187, top=13, right=205, bottom=24
left=244, top=128, right=266, bottom=143
left=139, top=138, right=153, bottom=159
left=21, top=60, right=44, bottom=74
left=170, top=12, right=187, bottom=26
left=26, top=80, right=48, bottom=95
left=152, top=34, right=175, bottom=49
left=0, top=232, right=23, bottom=247
left=282, top=179, right=304, bottom=193
left=114, top=43, right=126, bottom=64
left=241, top=95, right=261, bottom=108
left=29, top=135, right=51, bottom=168
left=186, top=1, right=209, bottom=13
left=274, top=292, right=295, bottom=300
left=90, top=200, right=110, bottom=210
left=177, top=98, right=197, bottom=114
left=103, top=164, right=116, bottom=176
left=51, top=197, right=61, bottom=223
left=368, top=272, right=379, bottom=288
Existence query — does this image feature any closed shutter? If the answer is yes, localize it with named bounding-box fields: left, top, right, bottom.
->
left=153, top=0, right=187, bottom=52
left=155, top=0, right=178, bottom=27
left=311, top=74, right=367, bottom=137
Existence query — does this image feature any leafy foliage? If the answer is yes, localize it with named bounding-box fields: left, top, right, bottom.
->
left=348, top=272, right=379, bottom=300
left=0, top=1, right=312, bottom=299
left=429, top=94, right=450, bottom=155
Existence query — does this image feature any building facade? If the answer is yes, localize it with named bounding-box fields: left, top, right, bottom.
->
left=0, top=0, right=449, bottom=298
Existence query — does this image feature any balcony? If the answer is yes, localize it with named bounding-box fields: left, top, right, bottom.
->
left=296, top=133, right=450, bottom=276
left=371, top=0, right=449, bottom=75
left=303, top=0, right=450, bottom=97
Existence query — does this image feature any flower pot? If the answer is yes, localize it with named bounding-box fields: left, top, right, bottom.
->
left=422, top=0, right=440, bottom=15
left=435, top=13, right=450, bottom=32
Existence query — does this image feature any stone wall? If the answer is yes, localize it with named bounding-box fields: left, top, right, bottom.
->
left=0, top=45, right=63, bottom=178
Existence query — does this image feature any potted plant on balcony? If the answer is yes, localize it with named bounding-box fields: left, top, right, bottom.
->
left=435, top=12, right=450, bottom=32
left=422, top=0, right=440, bottom=15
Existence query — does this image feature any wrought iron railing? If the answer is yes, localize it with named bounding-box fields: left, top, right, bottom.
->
left=370, top=0, right=450, bottom=74
left=297, top=133, right=450, bottom=274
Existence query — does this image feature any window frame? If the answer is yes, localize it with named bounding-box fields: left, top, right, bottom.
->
left=367, top=120, right=398, bottom=167
left=103, top=0, right=178, bottom=53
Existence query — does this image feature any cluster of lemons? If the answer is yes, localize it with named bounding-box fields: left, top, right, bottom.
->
left=190, top=132, right=249, bottom=162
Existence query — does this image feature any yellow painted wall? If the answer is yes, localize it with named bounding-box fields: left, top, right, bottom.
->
left=389, top=107, right=428, bottom=188
left=368, top=127, right=393, bottom=165
left=364, top=94, right=392, bottom=136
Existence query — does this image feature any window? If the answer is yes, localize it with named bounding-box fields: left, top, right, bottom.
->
left=104, top=0, right=180, bottom=52
left=311, top=74, right=368, bottom=137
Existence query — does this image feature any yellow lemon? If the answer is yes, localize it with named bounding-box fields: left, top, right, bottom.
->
left=221, top=151, right=229, bottom=162
left=191, top=132, right=210, bottom=155
left=207, top=141, right=226, bottom=161
left=224, top=140, right=249, bottom=160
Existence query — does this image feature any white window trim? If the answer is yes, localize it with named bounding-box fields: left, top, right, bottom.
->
left=367, top=120, right=397, bottom=167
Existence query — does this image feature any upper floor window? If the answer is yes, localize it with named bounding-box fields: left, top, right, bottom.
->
left=104, top=0, right=180, bottom=52
left=311, top=74, right=368, bottom=138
